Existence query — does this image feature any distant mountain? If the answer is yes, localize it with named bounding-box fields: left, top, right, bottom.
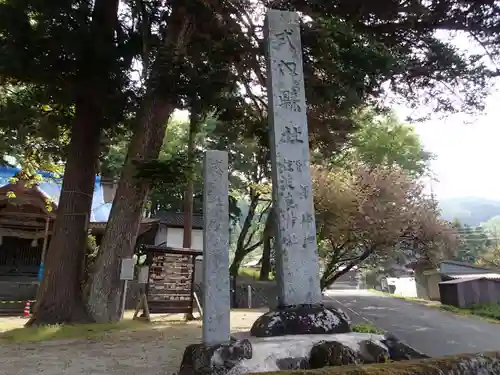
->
left=439, top=197, right=500, bottom=226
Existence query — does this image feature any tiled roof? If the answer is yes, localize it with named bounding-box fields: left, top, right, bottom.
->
left=153, top=211, right=204, bottom=229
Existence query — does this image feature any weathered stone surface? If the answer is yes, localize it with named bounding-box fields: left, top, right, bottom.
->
left=275, top=357, right=309, bottom=370
left=308, top=339, right=393, bottom=369
left=265, top=8, right=323, bottom=307
left=359, top=339, right=390, bottom=364
left=250, top=305, right=350, bottom=337
left=309, top=340, right=360, bottom=368
left=225, top=332, right=428, bottom=375
left=259, top=351, right=500, bottom=375
left=179, top=339, right=252, bottom=375
left=334, top=306, right=351, bottom=325
left=179, top=344, right=211, bottom=375
left=202, top=150, right=230, bottom=345
left=382, top=332, right=429, bottom=361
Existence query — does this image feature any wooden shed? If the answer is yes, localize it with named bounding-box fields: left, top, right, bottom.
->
left=439, top=277, right=500, bottom=308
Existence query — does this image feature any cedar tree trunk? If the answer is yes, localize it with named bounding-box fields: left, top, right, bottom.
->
left=183, top=113, right=198, bottom=321
left=182, top=112, right=198, bottom=250
left=88, top=97, right=175, bottom=323
left=88, top=5, right=194, bottom=323
left=229, top=191, right=260, bottom=277
left=259, top=210, right=273, bottom=281
left=27, top=102, right=101, bottom=325
left=26, top=0, right=119, bottom=326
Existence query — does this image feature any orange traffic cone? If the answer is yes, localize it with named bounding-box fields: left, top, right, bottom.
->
left=23, top=300, right=31, bottom=317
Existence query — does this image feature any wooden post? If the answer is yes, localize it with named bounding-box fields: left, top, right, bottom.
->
left=38, top=217, right=50, bottom=281
left=41, top=217, right=50, bottom=260
left=133, top=266, right=151, bottom=322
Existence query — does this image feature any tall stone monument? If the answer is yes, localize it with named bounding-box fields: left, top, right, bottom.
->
left=202, top=150, right=231, bottom=345
left=179, top=11, right=429, bottom=375
left=250, top=9, right=350, bottom=337
left=179, top=151, right=253, bottom=375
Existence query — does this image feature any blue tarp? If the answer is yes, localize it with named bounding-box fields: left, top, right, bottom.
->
left=0, top=166, right=112, bottom=222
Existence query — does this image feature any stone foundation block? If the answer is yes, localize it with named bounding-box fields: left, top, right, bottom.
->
left=179, top=338, right=252, bottom=375
left=250, top=304, right=350, bottom=337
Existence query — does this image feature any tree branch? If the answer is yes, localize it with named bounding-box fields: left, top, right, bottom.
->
left=322, top=246, right=374, bottom=289
left=244, top=240, right=264, bottom=255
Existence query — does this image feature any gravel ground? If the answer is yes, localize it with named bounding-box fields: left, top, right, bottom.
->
left=0, top=309, right=266, bottom=375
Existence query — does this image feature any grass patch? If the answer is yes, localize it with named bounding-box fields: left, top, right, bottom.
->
left=0, top=319, right=149, bottom=343
left=238, top=266, right=274, bottom=281
left=0, top=309, right=266, bottom=344
left=351, top=323, right=384, bottom=334
left=440, top=303, right=500, bottom=322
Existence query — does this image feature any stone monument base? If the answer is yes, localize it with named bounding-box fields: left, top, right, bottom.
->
left=178, top=332, right=429, bottom=375
left=249, top=304, right=350, bottom=337
left=179, top=338, right=253, bottom=375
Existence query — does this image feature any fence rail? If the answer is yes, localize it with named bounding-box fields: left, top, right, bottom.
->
left=0, top=299, right=35, bottom=316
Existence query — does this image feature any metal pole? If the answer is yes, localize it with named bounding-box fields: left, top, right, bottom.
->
left=121, top=279, right=128, bottom=320
left=247, top=285, right=252, bottom=309
left=230, top=276, right=237, bottom=308
left=38, top=217, right=50, bottom=281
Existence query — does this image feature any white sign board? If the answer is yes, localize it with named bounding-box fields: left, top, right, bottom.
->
left=137, top=266, right=149, bottom=284
left=120, top=258, right=135, bottom=281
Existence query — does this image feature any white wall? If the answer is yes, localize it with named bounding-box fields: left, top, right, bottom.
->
left=387, top=277, right=418, bottom=298
left=153, top=224, right=204, bottom=284
left=154, top=225, right=203, bottom=251
left=154, top=226, right=168, bottom=246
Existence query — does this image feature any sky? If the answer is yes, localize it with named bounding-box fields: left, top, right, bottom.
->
left=394, top=30, right=500, bottom=201
left=400, top=88, right=500, bottom=201
left=174, top=89, right=500, bottom=202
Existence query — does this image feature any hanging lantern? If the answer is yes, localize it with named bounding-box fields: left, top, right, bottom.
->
left=31, top=238, right=38, bottom=247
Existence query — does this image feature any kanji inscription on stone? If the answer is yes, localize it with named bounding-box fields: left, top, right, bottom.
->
left=265, top=9, right=322, bottom=306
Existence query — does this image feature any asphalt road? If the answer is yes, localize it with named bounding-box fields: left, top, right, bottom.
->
left=323, top=289, right=500, bottom=357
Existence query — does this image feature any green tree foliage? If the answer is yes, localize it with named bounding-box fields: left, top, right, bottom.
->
left=477, top=246, right=500, bottom=269
left=451, top=219, right=491, bottom=264
left=100, top=119, right=204, bottom=212
left=481, top=216, right=500, bottom=241
left=271, top=0, right=499, bottom=115
left=329, top=109, right=433, bottom=177
left=472, top=217, right=500, bottom=268
left=0, top=85, right=68, bottom=176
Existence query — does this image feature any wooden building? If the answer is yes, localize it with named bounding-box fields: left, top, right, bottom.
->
left=0, top=181, right=56, bottom=280
left=0, top=167, right=161, bottom=302
left=0, top=167, right=208, bottom=307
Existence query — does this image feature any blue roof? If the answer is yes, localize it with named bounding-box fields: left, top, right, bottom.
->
left=0, top=166, right=112, bottom=222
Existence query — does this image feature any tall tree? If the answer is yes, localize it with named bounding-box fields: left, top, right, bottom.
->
left=88, top=2, right=195, bottom=322
left=0, top=0, right=131, bottom=324
left=259, top=209, right=274, bottom=281
left=328, top=109, right=433, bottom=177
left=451, top=220, right=490, bottom=264
left=477, top=246, right=500, bottom=269
left=31, top=0, right=123, bottom=325
left=313, top=166, right=457, bottom=289
left=88, top=0, right=245, bottom=320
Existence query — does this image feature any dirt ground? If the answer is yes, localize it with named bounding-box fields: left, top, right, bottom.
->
left=0, top=309, right=266, bottom=375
